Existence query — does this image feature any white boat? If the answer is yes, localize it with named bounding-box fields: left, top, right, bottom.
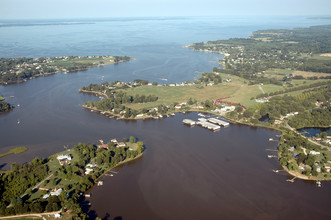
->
left=17, top=120, right=20, bottom=124
left=316, top=181, right=321, bottom=187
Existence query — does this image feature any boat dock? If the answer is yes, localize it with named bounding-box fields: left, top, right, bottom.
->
left=207, top=118, right=230, bottom=127
left=182, top=116, right=230, bottom=132
left=183, top=119, right=196, bottom=126
left=196, top=121, right=221, bottom=131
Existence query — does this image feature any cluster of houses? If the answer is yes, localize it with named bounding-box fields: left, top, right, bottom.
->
left=289, top=146, right=331, bottom=174
left=42, top=188, right=63, bottom=199
left=274, top=112, right=299, bottom=125
left=313, top=136, right=331, bottom=145
left=97, top=139, right=127, bottom=150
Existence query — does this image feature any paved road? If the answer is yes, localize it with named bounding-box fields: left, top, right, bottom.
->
left=0, top=210, right=60, bottom=219
left=19, top=173, right=53, bottom=199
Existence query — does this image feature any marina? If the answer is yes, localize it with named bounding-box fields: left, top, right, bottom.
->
left=183, top=117, right=230, bottom=131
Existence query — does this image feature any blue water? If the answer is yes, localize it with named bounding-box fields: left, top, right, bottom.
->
left=299, top=127, right=331, bottom=137
left=1, top=16, right=330, bottom=84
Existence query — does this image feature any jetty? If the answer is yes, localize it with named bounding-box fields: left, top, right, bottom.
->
left=286, top=177, right=297, bottom=183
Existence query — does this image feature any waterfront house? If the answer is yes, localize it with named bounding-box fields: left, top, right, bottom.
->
left=57, top=154, right=72, bottom=165
left=175, top=105, right=181, bottom=109
left=118, top=142, right=126, bottom=147
left=111, top=138, right=118, bottom=144
left=98, top=139, right=109, bottom=150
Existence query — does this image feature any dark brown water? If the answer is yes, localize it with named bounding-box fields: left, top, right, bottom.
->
left=84, top=114, right=331, bottom=220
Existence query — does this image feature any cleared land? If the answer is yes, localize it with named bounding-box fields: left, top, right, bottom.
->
left=292, top=70, right=331, bottom=78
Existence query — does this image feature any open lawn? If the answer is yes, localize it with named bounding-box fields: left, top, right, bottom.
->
left=125, top=84, right=241, bottom=109
left=123, top=73, right=329, bottom=109
left=50, top=57, right=116, bottom=68
left=292, top=70, right=330, bottom=78
left=313, top=53, right=331, bottom=60
left=264, top=69, right=294, bottom=79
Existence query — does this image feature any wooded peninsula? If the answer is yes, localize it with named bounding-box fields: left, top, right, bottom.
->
left=0, top=137, right=144, bottom=219
left=0, top=55, right=131, bottom=85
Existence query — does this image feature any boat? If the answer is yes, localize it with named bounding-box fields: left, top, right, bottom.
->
left=97, top=181, right=103, bottom=186
left=85, top=193, right=91, bottom=198
left=267, top=155, right=276, bottom=158
left=316, top=181, right=321, bottom=187
left=17, top=120, right=20, bottom=125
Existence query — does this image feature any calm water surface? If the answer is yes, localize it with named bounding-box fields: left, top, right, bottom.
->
left=1, top=16, right=331, bottom=219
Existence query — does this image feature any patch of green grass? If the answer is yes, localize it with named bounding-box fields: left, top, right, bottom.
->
left=312, top=53, right=331, bottom=60
left=50, top=57, right=115, bottom=68
left=265, top=68, right=294, bottom=75
left=124, top=84, right=241, bottom=110
left=0, top=147, right=28, bottom=158
left=0, top=95, right=4, bottom=101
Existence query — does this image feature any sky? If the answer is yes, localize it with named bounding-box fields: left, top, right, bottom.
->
left=1, top=0, right=331, bottom=20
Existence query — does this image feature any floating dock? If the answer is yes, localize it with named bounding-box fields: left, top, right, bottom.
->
left=208, top=118, right=230, bottom=127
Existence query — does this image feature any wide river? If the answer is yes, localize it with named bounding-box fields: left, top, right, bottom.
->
left=1, top=16, right=331, bottom=219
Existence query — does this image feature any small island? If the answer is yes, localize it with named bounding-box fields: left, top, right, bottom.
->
left=0, top=55, right=132, bottom=85
left=0, top=136, right=144, bottom=219
left=0, top=95, right=14, bottom=113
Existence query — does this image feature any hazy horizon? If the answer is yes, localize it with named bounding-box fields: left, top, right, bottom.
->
left=1, top=0, right=331, bottom=20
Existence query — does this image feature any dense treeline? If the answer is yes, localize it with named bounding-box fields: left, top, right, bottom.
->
left=190, top=25, right=331, bottom=85
left=228, top=85, right=331, bottom=127
left=195, top=72, right=222, bottom=84
left=0, top=101, right=14, bottom=112
left=298, top=59, right=331, bottom=73
left=0, top=158, right=49, bottom=215
left=85, top=90, right=158, bottom=118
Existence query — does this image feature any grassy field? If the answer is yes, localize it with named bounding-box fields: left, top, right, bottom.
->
left=292, top=70, right=331, bottom=78
left=50, top=57, right=116, bottom=68
left=125, top=83, right=242, bottom=109
left=0, top=95, right=4, bottom=101
left=264, top=69, right=295, bottom=79
left=122, top=72, right=331, bottom=109
left=0, top=147, right=28, bottom=158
